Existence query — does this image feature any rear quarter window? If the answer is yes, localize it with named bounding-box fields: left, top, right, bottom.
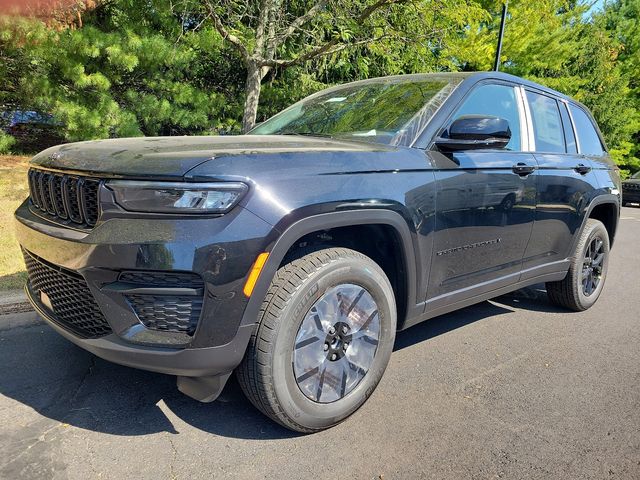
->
left=569, top=104, right=606, bottom=156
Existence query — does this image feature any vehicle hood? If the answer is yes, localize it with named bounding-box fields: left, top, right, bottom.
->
left=30, top=135, right=394, bottom=178
left=623, top=178, right=640, bottom=185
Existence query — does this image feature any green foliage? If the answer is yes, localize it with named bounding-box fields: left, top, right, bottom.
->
left=599, top=0, right=640, bottom=172
left=0, top=131, right=15, bottom=154
left=452, top=0, right=640, bottom=172
left=0, top=0, right=638, bottom=174
left=1, top=1, right=247, bottom=142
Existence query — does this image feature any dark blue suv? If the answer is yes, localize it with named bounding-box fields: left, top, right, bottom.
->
left=15, top=72, right=620, bottom=432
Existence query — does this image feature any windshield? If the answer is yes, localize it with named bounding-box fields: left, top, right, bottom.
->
left=249, top=76, right=462, bottom=146
left=633, top=171, right=640, bottom=179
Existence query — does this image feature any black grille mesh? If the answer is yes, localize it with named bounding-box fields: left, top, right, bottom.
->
left=126, top=294, right=203, bottom=335
left=28, top=169, right=102, bottom=227
left=623, top=182, right=640, bottom=191
left=120, top=270, right=204, bottom=335
left=24, top=251, right=112, bottom=338
left=119, top=271, right=205, bottom=288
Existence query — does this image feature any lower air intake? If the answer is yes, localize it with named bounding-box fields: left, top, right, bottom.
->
left=23, top=250, right=112, bottom=338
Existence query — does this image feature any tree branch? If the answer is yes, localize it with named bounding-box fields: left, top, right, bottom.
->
left=254, top=0, right=269, bottom=55
left=273, top=0, right=328, bottom=47
left=263, top=35, right=391, bottom=67
left=263, top=0, right=409, bottom=68
left=203, top=2, right=250, bottom=61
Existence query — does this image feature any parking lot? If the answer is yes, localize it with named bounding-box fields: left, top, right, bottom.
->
left=1, top=207, right=639, bottom=479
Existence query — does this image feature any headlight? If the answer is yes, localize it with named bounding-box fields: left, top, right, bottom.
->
left=106, top=181, right=248, bottom=214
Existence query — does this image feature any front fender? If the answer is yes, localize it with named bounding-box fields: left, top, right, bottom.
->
left=238, top=209, right=421, bottom=331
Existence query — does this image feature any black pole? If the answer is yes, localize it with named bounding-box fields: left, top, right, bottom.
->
left=494, top=1, right=508, bottom=71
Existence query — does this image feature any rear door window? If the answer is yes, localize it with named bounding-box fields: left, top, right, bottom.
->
left=525, top=91, right=566, bottom=153
left=569, top=104, right=606, bottom=156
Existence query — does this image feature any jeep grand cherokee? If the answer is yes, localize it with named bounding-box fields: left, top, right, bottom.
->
left=15, top=72, right=620, bottom=432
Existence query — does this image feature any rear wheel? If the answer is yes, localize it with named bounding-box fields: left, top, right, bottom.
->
left=546, top=218, right=610, bottom=311
left=237, top=247, right=396, bottom=432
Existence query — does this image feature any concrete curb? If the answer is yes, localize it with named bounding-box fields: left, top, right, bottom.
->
left=0, top=290, right=32, bottom=317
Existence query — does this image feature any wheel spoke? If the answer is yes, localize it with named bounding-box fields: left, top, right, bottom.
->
left=361, top=335, right=379, bottom=346
left=592, top=253, right=605, bottom=267
left=348, top=360, right=367, bottom=377
left=345, top=288, right=365, bottom=316
left=315, top=366, right=326, bottom=401
left=340, top=365, right=348, bottom=397
left=312, top=309, right=323, bottom=331
left=353, top=309, right=378, bottom=334
left=296, top=366, right=319, bottom=384
left=593, top=238, right=603, bottom=255
left=351, top=330, right=379, bottom=345
left=295, top=336, right=320, bottom=350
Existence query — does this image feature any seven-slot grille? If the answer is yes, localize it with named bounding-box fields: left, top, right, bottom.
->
left=23, top=250, right=112, bottom=339
left=623, top=182, right=640, bottom=191
left=28, top=168, right=102, bottom=227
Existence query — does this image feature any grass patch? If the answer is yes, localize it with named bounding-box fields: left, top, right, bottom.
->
left=0, top=155, right=30, bottom=291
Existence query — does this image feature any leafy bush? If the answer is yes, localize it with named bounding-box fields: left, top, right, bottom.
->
left=0, top=132, right=15, bottom=154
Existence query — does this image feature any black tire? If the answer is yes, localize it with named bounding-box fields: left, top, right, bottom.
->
left=500, top=193, right=516, bottom=211
left=546, top=218, right=610, bottom=311
left=236, top=247, right=396, bottom=433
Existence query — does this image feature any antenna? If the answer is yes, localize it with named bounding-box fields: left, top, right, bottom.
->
left=494, top=1, right=508, bottom=71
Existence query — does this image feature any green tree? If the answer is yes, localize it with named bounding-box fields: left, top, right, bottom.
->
left=451, top=0, right=639, bottom=172
left=1, top=0, right=638, bottom=169
left=600, top=0, right=640, bottom=173
left=1, top=1, right=248, bottom=142
left=198, top=0, right=488, bottom=132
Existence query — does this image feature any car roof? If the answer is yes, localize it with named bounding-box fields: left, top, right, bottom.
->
left=463, top=71, right=574, bottom=102
left=328, top=71, right=578, bottom=106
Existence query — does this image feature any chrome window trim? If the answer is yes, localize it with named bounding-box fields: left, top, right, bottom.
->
left=562, top=99, right=582, bottom=154
left=518, top=85, right=536, bottom=152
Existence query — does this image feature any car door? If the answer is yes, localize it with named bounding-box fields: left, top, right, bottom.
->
left=520, top=89, right=600, bottom=278
left=425, top=82, right=537, bottom=306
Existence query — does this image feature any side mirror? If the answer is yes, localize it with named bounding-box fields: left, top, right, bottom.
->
left=435, top=115, right=511, bottom=151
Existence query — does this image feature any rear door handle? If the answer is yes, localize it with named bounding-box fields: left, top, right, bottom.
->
left=574, top=164, right=592, bottom=175
left=512, top=163, right=535, bottom=176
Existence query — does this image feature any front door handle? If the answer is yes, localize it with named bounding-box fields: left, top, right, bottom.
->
left=512, top=163, right=535, bottom=176
left=574, top=163, right=592, bottom=175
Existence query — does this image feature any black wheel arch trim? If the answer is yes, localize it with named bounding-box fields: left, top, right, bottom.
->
left=238, top=209, right=420, bottom=331
left=572, top=193, right=620, bottom=253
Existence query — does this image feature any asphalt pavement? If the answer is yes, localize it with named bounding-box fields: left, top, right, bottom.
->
left=1, top=208, right=639, bottom=479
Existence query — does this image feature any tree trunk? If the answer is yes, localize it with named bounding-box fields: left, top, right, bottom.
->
left=242, top=61, right=262, bottom=133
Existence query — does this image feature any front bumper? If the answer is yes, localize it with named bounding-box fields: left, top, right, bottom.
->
left=622, top=189, right=640, bottom=204
left=14, top=198, right=274, bottom=378
left=26, top=286, right=255, bottom=377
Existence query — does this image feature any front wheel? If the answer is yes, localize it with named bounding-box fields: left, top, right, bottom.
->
left=546, top=218, right=610, bottom=311
left=236, top=247, right=397, bottom=432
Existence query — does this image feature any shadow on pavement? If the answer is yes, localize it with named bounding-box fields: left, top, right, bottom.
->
left=0, top=286, right=566, bottom=441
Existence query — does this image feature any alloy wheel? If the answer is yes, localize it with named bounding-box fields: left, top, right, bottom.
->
left=293, top=284, right=380, bottom=403
left=581, top=236, right=606, bottom=296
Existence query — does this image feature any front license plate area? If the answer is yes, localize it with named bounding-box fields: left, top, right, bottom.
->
left=40, top=290, right=54, bottom=312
